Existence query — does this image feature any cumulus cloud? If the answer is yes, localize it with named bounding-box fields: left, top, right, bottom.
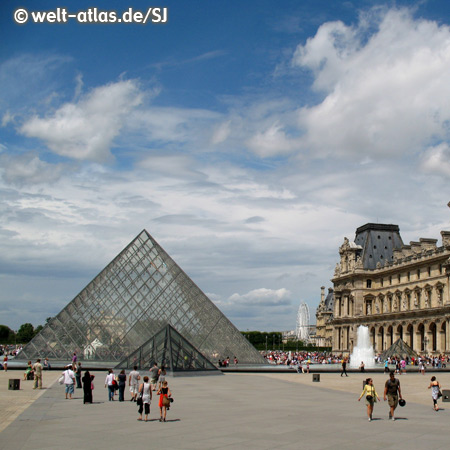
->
left=20, top=79, right=143, bottom=162
left=0, top=152, right=65, bottom=185
left=292, top=8, right=450, bottom=159
left=246, top=122, right=298, bottom=157
left=421, top=143, right=450, bottom=176
left=228, top=288, right=292, bottom=306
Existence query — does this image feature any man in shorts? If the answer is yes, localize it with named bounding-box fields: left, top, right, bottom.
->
left=384, top=371, right=403, bottom=421
left=129, top=365, right=140, bottom=402
left=149, top=362, right=159, bottom=391
left=63, top=364, right=76, bottom=399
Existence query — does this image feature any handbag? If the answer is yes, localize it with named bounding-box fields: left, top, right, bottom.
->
left=136, top=392, right=143, bottom=406
left=58, top=375, right=65, bottom=385
left=366, top=395, right=373, bottom=401
left=162, top=396, right=171, bottom=407
left=438, top=390, right=443, bottom=398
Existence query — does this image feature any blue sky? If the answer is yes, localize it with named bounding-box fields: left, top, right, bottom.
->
left=1, top=0, right=450, bottom=332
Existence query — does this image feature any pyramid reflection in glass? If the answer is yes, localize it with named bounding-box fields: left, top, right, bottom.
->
left=20, top=230, right=265, bottom=365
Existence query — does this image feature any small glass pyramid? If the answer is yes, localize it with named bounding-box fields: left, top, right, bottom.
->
left=116, top=323, right=218, bottom=372
left=20, top=230, right=266, bottom=365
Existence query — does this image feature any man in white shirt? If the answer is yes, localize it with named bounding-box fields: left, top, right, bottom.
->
left=63, top=364, right=76, bottom=399
left=129, top=366, right=140, bottom=402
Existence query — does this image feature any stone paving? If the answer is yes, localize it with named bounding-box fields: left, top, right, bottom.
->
left=1, top=368, right=450, bottom=449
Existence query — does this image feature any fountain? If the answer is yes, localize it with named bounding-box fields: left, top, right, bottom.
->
left=349, top=325, right=376, bottom=369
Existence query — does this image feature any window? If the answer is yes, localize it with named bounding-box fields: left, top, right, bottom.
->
left=389, top=276, right=392, bottom=285
left=428, top=266, right=431, bottom=277
left=417, top=269, right=420, bottom=279
left=397, top=274, right=401, bottom=283
left=407, top=271, right=411, bottom=281
left=366, top=279, right=372, bottom=288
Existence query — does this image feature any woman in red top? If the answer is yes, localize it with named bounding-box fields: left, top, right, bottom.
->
left=157, top=380, right=172, bottom=422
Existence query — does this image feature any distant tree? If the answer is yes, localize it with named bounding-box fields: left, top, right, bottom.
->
left=0, top=325, right=15, bottom=344
left=34, top=325, right=43, bottom=336
left=16, top=323, right=35, bottom=343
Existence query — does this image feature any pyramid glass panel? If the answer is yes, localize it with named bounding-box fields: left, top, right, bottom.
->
left=20, top=230, right=266, bottom=365
left=116, top=324, right=218, bottom=372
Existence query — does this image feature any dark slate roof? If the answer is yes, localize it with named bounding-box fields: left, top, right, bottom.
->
left=324, top=288, right=334, bottom=311
left=354, top=223, right=404, bottom=270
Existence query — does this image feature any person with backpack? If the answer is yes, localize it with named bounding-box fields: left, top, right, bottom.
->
left=384, top=371, right=403, bottom=421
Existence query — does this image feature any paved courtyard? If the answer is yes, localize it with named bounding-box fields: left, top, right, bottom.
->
left=1, top=369, right=449, bottom=449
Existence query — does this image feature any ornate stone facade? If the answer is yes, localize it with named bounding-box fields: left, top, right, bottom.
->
left=314, top=286, right=334, bottom=347
left=329, top=223, right=450, bottom=356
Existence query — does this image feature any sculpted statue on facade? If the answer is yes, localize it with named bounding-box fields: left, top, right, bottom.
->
left=375, top=302, right=380, bottom=314
left=367, top=303, right=371, bottom=314
left=437, top=288, right=443, bottom=305
left=334, top=263, right=341, bottom=277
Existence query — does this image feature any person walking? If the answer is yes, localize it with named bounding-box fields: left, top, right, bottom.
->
left=32, top=358, right=43, bottom=389
left=341, top=358, right=348, bottom=377
left=137, top=376, right=152, bottom=422
left=428, top=376, right=442, bottom=411
left=82, top=370, right=93, bottom=404
left=63, top=364, right=76, bottom=399
left=157, top=380, right=172, bottom=422
left=105, top=369, right=115, bottom=401
left=158, top=366, right=167, bottom=390
left=3, top=354, right=7, bottom=372
left=129, top=365, right=140, bottom=402
left=358, top=378, right=380, bottom=421
left=76, top=363, right=83, bottom=388
left=118, top=369, right=127, bottom=401
left=384, top=371, right=403, bottom=421
left=149, top=362, right=159, bottom=391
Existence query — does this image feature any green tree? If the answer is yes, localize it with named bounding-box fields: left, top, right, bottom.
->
left=34, top=325, right=43, bottom=336
left=0, top=325, right=15, bottom=344
left=16, top=323, right=35, bottom=343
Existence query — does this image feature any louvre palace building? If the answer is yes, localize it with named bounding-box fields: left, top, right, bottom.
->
left=316, top=222, right=450, bottom=356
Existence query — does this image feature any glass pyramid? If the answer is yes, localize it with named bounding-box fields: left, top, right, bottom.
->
left=380, top=338, right=418, bottom=360
left=116, top=323, right=219, bottom=372
left=20, top=230, right=266, bottom=365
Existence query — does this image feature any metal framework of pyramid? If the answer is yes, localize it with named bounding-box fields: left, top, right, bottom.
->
left=116, top=323, right=219, bottom=373
left=20, top=230, right=266, bottom=365
left=380, top=338, right=419, bottom=360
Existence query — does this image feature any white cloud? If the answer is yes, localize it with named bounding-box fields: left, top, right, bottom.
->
left=20, top=79, right=143, bottom=162
left=291, top=8, right=450, bottom=159
left=0, top=152, right=65, bottom=185
left=246, top=122, right=297, bottom=157
left=228, top=288, right=292, bottom=306
left=421, top=143, right=450, bottom=176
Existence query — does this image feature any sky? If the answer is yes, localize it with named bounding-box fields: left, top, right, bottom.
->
left=1, top=0, right=450, bottom=332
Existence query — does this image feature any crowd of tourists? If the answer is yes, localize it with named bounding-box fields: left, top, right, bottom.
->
left=55, top=356, right=173, bottom=423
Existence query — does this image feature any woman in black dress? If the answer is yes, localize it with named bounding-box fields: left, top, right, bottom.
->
left=82, top=370, right=93, bottom=404
left=118, top=369, right=127, bottom=401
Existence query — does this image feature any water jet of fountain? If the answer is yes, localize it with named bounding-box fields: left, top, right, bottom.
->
left=349, top=325, right=376, bottom=368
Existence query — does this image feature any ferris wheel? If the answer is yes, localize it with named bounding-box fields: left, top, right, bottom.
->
left=296, top=302, right=310, bottom=342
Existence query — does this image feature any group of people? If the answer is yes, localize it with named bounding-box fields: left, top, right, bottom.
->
left=58, top=361, right=173, bottom=422
left=358, top=371, right=444, bottom=421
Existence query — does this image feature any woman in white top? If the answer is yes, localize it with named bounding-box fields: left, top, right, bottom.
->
left=104, top=369, right=115, bottom=401
left=428, top=376, right=442, bottom=411
left=138, top=376, right=152, bottom=421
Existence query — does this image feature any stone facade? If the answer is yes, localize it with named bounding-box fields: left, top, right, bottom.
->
left=314, top=286, right=334, bottom=347
left=328, top=223, right=450, bottom=356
